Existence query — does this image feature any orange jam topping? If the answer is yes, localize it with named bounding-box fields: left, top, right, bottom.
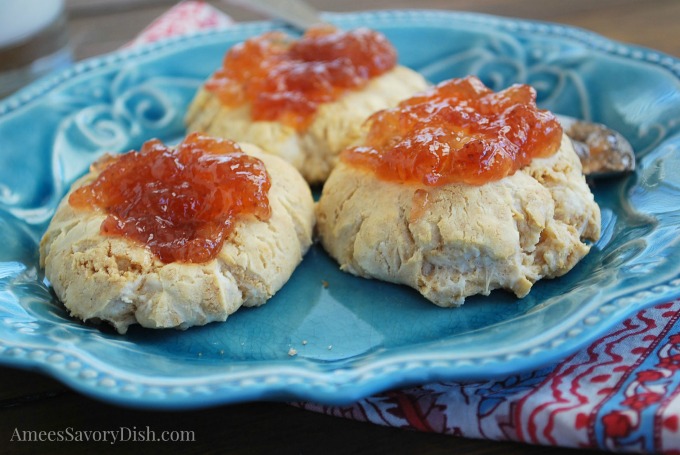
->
left=68, top=133, right=271, bottom=264
left=341, top=76, right=563, bottom=186
left=205, top=26, right=397, bottom=131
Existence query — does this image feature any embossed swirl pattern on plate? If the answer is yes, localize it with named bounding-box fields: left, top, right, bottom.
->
left=0, top=10, right=679, bottom=408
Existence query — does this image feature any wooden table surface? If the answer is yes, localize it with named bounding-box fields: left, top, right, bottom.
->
left=3, top=1, right=678, bottom=454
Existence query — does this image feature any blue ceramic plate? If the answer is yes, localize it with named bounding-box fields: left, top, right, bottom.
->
left=1, top=10, right=679, bottom=409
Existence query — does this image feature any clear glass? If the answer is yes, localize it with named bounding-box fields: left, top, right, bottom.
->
left=0, top=0, right=72, bottom=98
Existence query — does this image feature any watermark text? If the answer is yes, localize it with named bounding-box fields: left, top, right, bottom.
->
left=10, top=426, right=195, bottom=444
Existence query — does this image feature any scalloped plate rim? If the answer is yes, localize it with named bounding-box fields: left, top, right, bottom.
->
left=0, top=9, right=679, bottom=410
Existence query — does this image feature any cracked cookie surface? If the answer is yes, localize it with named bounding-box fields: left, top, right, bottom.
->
left=40, top=143, right=314, bottom=333
left=186, top=66, right=427, bottom=184
left=316, top=134, right=600, bottom=306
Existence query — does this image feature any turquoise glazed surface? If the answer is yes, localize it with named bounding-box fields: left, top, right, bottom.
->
left=0, top=10, right=679, bottom=409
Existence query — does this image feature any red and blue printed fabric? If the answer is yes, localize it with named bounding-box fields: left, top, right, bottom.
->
left=298, top=300, right=680, bottom=453
left=136, top=3, right=680, bottom=453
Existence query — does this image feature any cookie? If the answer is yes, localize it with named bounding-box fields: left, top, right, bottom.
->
left=40, top=135, right=314, bottom=333
left=185, top=27, right=427, bottom=184
left=316, top=77, right=601, bottom=306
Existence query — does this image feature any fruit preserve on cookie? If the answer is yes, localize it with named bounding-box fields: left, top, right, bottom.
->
left=205, top=26, right=397, bottom=131
left=341, top=76, right=563, bottom=186
left=69, top=133, right=271, bottom=263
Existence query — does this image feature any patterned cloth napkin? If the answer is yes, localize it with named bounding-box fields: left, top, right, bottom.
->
left=133, top=2, right=680, bottom=453
left=299, top=300, right=680, bottom=453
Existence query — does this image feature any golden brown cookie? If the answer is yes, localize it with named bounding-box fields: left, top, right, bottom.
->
left=40, top=139, right=314, bottom=333
left=185, top=27, right=428, bottom=184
